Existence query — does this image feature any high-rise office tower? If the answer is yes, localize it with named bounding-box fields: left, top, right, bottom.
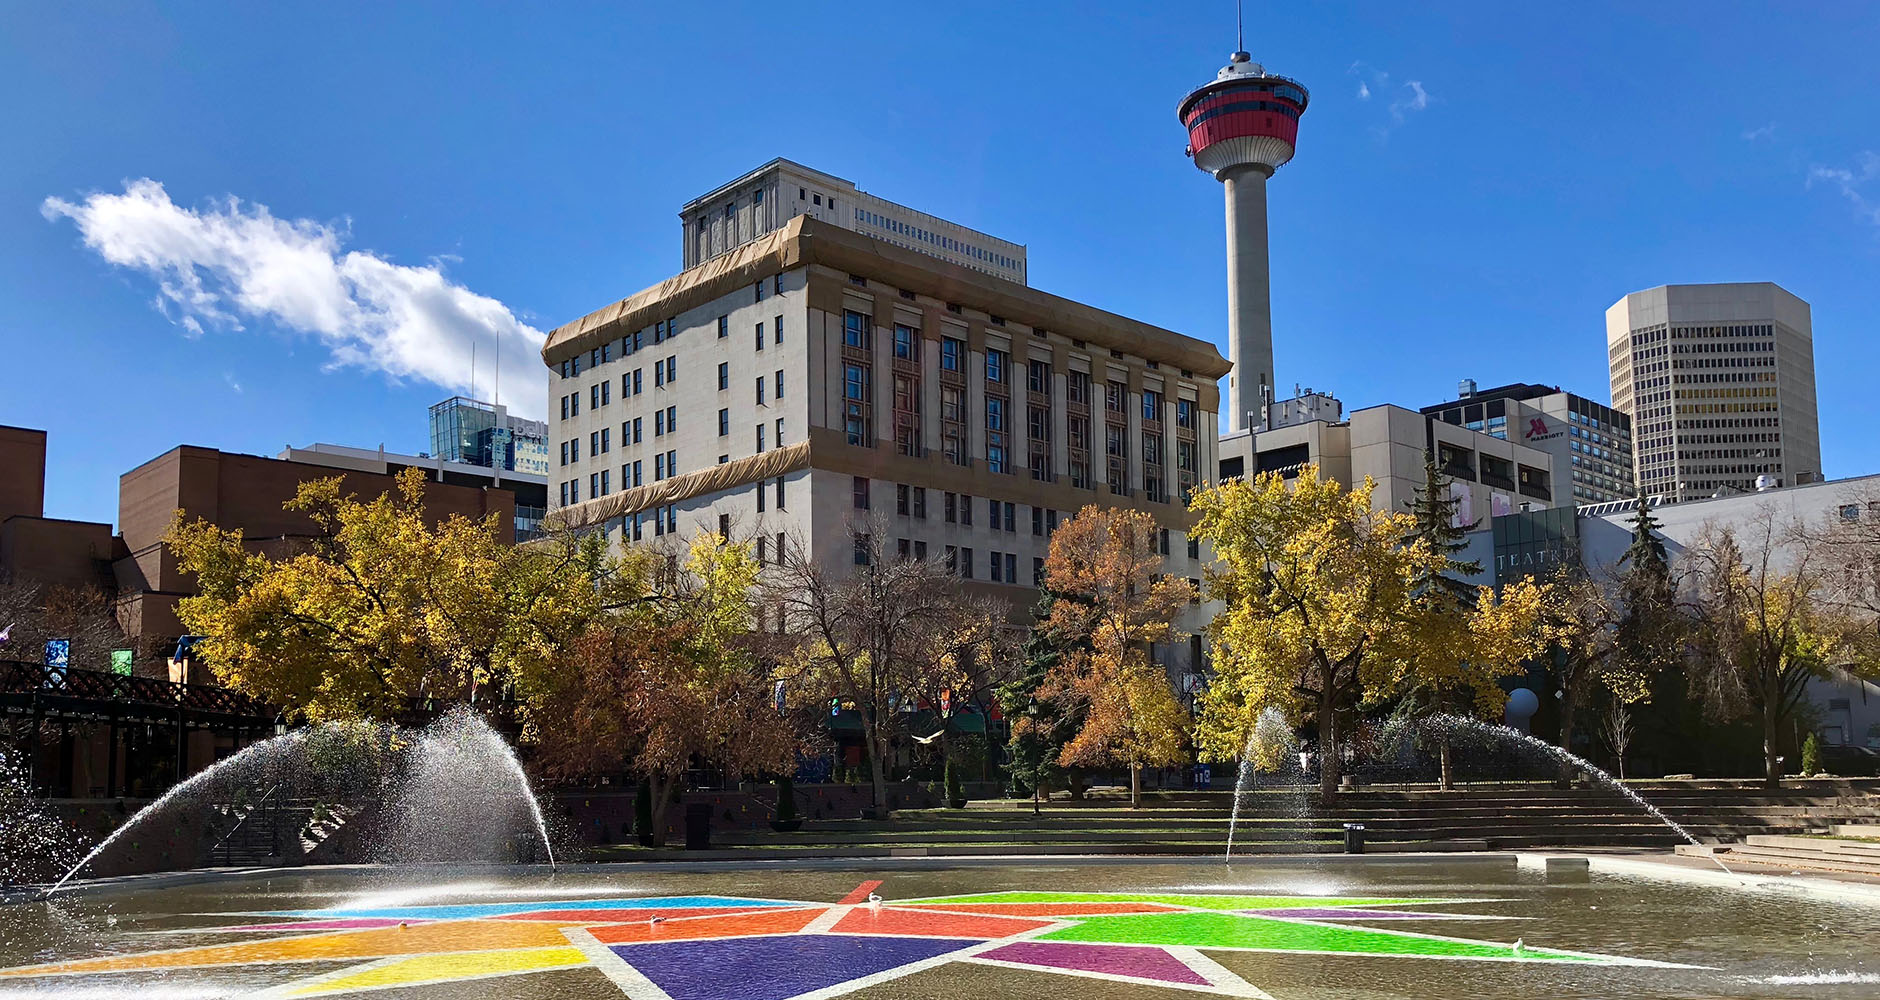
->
left=1607, top=282, right=1821, bottom=498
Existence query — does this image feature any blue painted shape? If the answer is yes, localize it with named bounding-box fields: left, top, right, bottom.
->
left=265, top=895, right=798, bottom=921
left=613, top=934, right=977, bottom=1000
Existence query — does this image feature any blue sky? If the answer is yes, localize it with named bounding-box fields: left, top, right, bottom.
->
left=4, top=2, right=1877, bottom=528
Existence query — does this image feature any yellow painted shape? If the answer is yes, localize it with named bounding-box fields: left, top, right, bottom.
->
left=288, top=946, right=588, bottom=996
left=0, top=920, right=570, bottom=978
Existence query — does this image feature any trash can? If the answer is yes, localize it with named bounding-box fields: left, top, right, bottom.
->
left=1342, top=822, right=1365, bottom=855
left=684, top=803, right=712, bottom=851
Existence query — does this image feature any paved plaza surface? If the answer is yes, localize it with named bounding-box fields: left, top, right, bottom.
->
left=1, top=860, right=1876, bottom=998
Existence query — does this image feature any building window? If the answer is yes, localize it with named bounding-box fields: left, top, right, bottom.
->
left=1027, top=359, right=1051, bottom=394
left=717, top=315, right=728, bottom=338
left=756, top=424, right=766, bottom=453
left=893, top=324, right=920, bottom=361
left=844, top=363, right=872, bottom=446
left=718, top=408, right=730, bottom=436
left=986, top=348, right=1007, bottom=385
left=1143, top=389, right=1161, bottom=421
left=989, top=550, right=1003, bottom=583
left=1106, top=379, right=1126, bottom=413
left=756, top=376, right=766, bottom=405
left=853, top=476, right=870, bottom=510
left=960, top=494, right=973, bottom=526
left=853, top=534, right=871, bottom=566
left=774, top=314, right=783, bottom=344
left=941, top=336, right=964, bottom=372
left=843, top=310, right=872, bottom=350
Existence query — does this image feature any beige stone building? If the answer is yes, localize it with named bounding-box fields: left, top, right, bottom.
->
left=1217, top=397, right=1567, bottom=527
left=680, top=158, right=1028, bottom=285
left=1607, top=282, right=1821, bottom=500
left=542, top=214, right=1228, bottom=675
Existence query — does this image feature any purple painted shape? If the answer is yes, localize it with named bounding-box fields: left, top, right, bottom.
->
left=613, top=934, right=977, bottom=1000
left=226, top=918, right=424, bottom=931
left=1244, top=907, right=1433, bottom=920
left=977, top=942, right=1209, bottom=986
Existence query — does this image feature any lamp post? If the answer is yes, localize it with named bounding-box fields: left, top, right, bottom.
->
left=1026, top=700, right=1041, bottom=817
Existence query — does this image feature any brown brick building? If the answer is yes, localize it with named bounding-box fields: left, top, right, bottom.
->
left=113, top=445, right=518, bottom=656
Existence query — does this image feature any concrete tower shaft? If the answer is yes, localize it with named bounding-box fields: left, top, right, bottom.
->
left=1180, top=51, right=1308, bottom=432
left=1221, top=164, right=1273, bottom=433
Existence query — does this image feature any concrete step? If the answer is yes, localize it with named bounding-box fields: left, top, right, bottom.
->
left=1832, top=824, right=1880, bottom=838
left=1744, top=834, right=1880, bottom=857
left=1701, top=845, right=1880, bottom=877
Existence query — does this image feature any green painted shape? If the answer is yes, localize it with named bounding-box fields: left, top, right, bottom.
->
left=1036, top=912, right=1601, bottom=962
left=900, top=891, right=1440, bottom=911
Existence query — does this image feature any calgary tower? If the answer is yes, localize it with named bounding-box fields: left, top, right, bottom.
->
left=1179, top=31, right=1309, bottom=432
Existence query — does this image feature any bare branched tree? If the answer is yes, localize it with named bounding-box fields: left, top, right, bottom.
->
left=766, top=512, right=1012, bottom=815
left=0, top=577, right=130, bottom=673
left=1683, top=507, right=1873, bottom=787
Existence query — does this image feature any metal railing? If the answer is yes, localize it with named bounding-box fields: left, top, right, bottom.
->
left=0, top=659, right=273, bottom=717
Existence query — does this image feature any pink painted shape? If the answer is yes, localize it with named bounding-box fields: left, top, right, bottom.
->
left=224, top=918, right=424, bottom=932
left=977, top=941, right=1210, bottom=986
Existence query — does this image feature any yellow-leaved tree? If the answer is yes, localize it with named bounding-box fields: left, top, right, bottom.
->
left=166, top=468, right=622, bottom=721
left=1190, top=466, right=1448, bottom=799
left=1035, top=506, right=1193, bottom=807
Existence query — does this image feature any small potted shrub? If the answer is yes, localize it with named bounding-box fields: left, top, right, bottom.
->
left=770, top=776, right=803, bottom=833
left=945, top=759, right=968, bottom=809
left=633, top=780, right=656, bottom=847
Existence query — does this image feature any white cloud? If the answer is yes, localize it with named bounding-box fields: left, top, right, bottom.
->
left=1807, top=152, right=1880, bottom=229
left=222, top=372, right=242, bottom=394
left=1390, top=81, right=1431, bottom=123
left=1741, top=122, right=1776, bottom=141
left=1349, top=62, right=1431, bottom=137
left=42, top=179, right=546, bottom=417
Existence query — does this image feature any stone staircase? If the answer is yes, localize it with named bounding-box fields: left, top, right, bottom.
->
left=1678, top=826, right=1880, bottom=876
left=689, top=780, right=1880, bottom=857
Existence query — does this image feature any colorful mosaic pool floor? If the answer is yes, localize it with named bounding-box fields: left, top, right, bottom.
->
left=0, top=882, right=1693, bottom=997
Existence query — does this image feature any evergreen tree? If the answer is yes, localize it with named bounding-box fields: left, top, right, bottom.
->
left=997, top=587, right=1087, bottom=799
left=1613, top=492, right=1683, bottom=714
left=1406, top=451, right=1483, bottom=602
left=1401, top=450, right=1491, bottom=788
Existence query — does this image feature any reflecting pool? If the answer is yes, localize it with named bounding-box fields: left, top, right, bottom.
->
left=0, top=859, right=1875, bottom=998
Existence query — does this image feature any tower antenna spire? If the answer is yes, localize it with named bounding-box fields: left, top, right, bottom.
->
left=1236, top=0, right=1244, bottom=53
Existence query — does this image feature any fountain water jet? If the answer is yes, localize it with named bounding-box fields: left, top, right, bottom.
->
left=48, top=729, right=310, bottom=894
left=1225, top=706, right=1297, bottom=861
left=46, top=706, right=557, bottom=894
left=1425, top=712, right=1734, bottom=875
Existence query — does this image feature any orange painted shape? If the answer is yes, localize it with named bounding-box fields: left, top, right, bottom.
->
left=495, top=907, right=772, bottom=924
left=838, top=880, right=884, bottom=904
left=0, top=919, right=570, bottom=978
left=589, top=907, right=825, bottom=945
left=899, top=902, right=1182, bottom=918
left=831, top=906, right=1053, bottom=939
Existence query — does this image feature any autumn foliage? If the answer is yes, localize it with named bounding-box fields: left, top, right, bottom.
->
left=1034, top=506, right=1193, bottom=806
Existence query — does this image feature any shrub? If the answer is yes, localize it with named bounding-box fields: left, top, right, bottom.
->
left=775, top=776, right=797, bottom=823
left=1801, top=732, right=1822, bottom=776
left=633, top=779, right=653, bottom=843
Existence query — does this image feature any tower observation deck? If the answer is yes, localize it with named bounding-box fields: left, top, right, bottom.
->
left=1180, top=51, right=1309, bottom=432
